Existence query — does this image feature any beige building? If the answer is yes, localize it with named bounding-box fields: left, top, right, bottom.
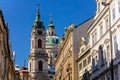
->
left=20, top=66, right=29, bottom=80
left=77, top=37, right=91, bottom=80
left=54, top=17, right=93, bottom=80
left=0, top=9, right=15, bottom=80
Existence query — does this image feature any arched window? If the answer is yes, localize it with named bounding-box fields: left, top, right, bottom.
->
left=38, top=39, right=42, bottom=48
left=38, top=61, right=43, bottom=71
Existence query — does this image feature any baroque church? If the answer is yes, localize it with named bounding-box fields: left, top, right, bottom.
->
left=28, top=6, right=59, bottom=80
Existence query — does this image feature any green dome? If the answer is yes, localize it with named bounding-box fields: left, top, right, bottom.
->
left=46, top=36, right=59, bottom=44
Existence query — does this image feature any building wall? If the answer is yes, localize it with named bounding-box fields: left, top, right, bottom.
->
left=77, top=38, right=91, bottom=80
left=73, top=18, right=94, bottom=80
left=0, top=9, right=15, bottom=80
left=110, top=0, right=120, bottom=80
left=54, top=25, right=74, bottom=80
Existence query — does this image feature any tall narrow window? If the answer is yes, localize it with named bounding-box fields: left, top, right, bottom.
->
left=100, top=26, right=103, bottom=37
left=38, top=39, right=42, bottom=48
left=38, top=61, right=43, bottom=71
left=95, top=32, right=97, bottom=42
left=113, top=35, right=118, bottom=56
left=83, top=59, right=86, bottom=67
left=114, top=70, right=118, bottom=80
left=95, top=56, right=98, bottom=66
left=118, top=1, right=120, bottom=12
left=92, top=35, right=95, bottom=45
left=99, top=46, right=104, bottom=67
left=112, top=8, right=116, bottom=20
left=106, top=19, right=109, bottom=31
left=92, top=58, right=95, bottom=71
left=88, top=55, right=91, bottom=64
left=107, top=45, right=110, bottom=61
left=79, top=63, right=82, bottom=71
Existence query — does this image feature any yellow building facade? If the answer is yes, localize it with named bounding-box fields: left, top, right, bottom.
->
left=54, top=24, right=74, bottom=80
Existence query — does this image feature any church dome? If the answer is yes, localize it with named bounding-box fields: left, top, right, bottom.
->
left=46, top=36, right=59, bottom=44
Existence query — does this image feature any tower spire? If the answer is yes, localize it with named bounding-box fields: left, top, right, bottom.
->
left=48, top=13, right=55, bottom=29
left=33, top=4, right=44, bottom=29
left=35, top=4, right=40, bottom=21
left=50, top=13, right=53, bottom=24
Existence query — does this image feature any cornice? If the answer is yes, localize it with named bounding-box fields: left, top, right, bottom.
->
left=88, top=6, right=109, bottom=33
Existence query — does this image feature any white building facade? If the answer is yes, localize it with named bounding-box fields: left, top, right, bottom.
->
left=110, top=0, right=120, bottom=80
left=88, top=0, right=113, bottom=80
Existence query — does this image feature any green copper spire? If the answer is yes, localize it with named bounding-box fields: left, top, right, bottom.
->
left=48, top=14, right=55, bottom=29
left=35, top=4, right=40, bottom=22
left=33, top=4, right=45, bottom=29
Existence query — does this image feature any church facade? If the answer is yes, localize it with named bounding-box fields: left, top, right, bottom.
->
left=28, top=7, right=59, bottom=80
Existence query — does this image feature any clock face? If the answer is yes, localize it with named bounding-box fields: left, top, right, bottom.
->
left=37, top=30, right=42, bottom=35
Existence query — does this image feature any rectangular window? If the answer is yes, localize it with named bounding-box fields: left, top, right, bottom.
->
left=95, top=56, right=98, bottom=66
left=95, top=32, right=97, bottom=43
left=92, top=31, right=97, bottom=45
left=92, top=35, right=95, bottom=45
left=107, top=45, right=110, bottom=61
left=100, top=26, right=103, bottom=37
left=113, top=35, right=117, bottom=56
left=112, top=8, right=116, bottom=20
left=79, top=63, right=82, bottom=71
left=88, top=55, right=91, bottom=64
left=106, top=72, right=111, bottom=80
left=118, top=1, right=120, bottom=12
left=114, top=70, right=118, bottom=80
left=106, top=19, right=109, bottom=31
left=83, top=59, right=86, bottom=67
left=101, top=75, right=105, bottom=80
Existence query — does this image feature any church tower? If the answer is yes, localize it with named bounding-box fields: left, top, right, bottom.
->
left=46, top=16, right=59, bottom=78
left=28, top=6, right=49, bottom=80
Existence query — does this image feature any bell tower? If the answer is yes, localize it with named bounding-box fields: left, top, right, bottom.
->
left=46, top=16, right=59, bottom=78
left=28, top=5, right=49, bottom=80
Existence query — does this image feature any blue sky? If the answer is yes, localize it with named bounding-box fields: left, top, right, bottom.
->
left=0, top=0, right=96, bottom=67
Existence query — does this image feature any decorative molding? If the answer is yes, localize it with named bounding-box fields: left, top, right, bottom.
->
left=111, top=28, right=117, bottom=34
left=100, top=44, right=104, bottom=48
left=104, top=39, right=110, bottom=44
left=117, top=24, right=120, bottom=28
